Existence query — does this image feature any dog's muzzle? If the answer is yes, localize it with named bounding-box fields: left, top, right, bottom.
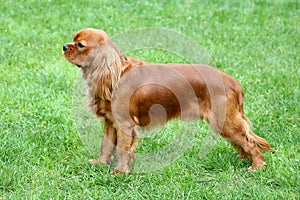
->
left=63, top=44, right=70, bottom=52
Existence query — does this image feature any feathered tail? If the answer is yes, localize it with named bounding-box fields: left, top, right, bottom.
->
left=241, top=116, right=274, bottom=152
left=236, top=86, right=274, bottom=152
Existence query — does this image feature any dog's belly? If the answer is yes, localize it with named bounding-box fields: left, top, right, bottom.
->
left=129, top=84, right=179, bottom=126
left=128, top=83, right=207, bottom=127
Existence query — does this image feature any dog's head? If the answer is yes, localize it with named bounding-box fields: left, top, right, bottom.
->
left=62, top=28, right=109, bottom=68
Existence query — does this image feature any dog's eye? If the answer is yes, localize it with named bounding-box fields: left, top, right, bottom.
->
left=77, top=42, right=86, bottom=48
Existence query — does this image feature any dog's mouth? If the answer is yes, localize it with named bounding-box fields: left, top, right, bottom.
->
left=63, top=55, right=82, bottom=68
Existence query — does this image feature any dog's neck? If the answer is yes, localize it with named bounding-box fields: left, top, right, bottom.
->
left=79, top=40, right=145, bottom=102
left=81, top=50, right=128, bottom=102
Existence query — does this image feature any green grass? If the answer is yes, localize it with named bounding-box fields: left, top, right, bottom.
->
left=1, top=0, right=299, bottom=199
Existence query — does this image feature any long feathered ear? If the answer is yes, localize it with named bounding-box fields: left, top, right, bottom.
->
left=85, top=39, right=127, bottom=101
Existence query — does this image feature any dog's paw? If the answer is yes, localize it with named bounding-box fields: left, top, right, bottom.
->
left=110, top=169, right=125, bottom=176
left=89, top=159, right=103, bottom=164
left=89, top=155, right=114, bottom=165
left=110, top=167, right=130, bottom=176
left=248, top=161, right=267, bottom=172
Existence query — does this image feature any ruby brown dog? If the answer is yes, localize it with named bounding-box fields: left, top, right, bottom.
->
left=62, top=28, right=273, bottom=174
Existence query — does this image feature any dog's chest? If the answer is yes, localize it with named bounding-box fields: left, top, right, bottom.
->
left=88, top=96, right=114, bottom=121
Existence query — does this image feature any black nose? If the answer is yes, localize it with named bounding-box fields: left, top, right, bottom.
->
left=63, top=44, right=70, bottom=51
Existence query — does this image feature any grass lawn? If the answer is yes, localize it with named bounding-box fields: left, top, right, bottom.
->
left=1, top=0, right=299, bottom=199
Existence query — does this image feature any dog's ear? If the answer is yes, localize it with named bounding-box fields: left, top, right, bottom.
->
left=95, top=29, right=109, bottom=44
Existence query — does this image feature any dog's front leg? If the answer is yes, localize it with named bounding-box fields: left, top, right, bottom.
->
left=112, top=129, right=136, bottom=175
left=89, top=119, right=117, bottom=165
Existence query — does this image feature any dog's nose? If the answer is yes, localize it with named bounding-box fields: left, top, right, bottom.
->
left=63, top=44, right=70, bottom=52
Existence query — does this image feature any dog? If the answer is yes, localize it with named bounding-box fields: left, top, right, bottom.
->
left=62, top=28, right=273, bottom=174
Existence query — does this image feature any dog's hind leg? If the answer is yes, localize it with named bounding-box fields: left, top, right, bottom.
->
left=221, top=112, right=272, bottom=171
left=231, top=143, right=249, bottom=160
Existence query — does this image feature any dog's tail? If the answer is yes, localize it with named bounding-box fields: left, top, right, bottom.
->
left=241, top=116, right=274, bottom=152
left=236, top=83, right=274, bottom=152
